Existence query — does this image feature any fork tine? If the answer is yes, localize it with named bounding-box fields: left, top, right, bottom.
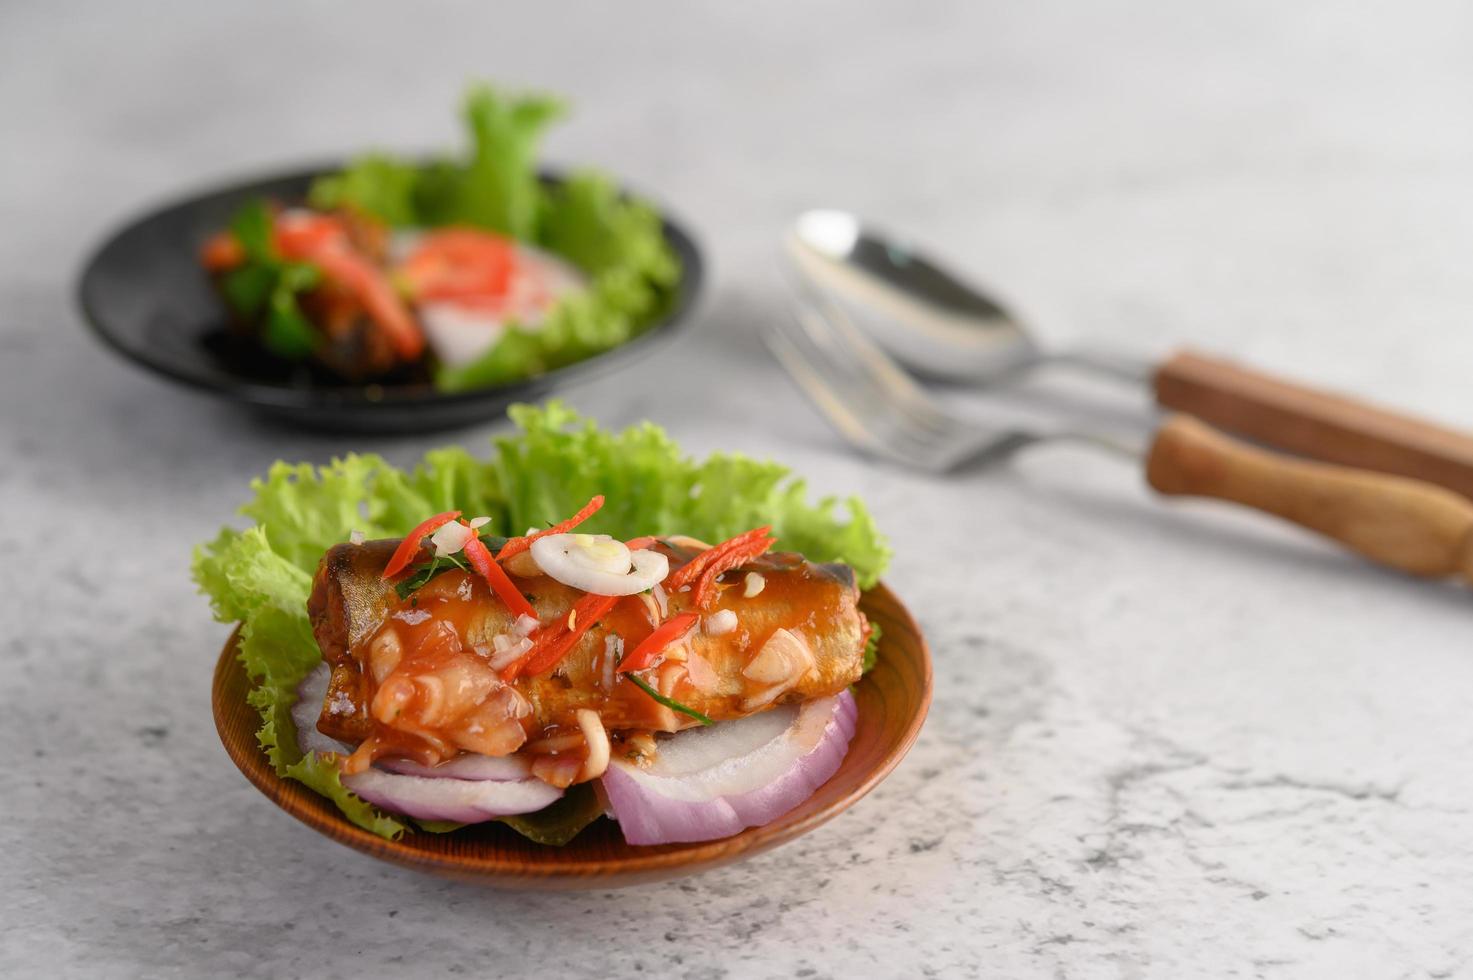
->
left=783, top=276, right=968, bottom=451
left=764, top=327, right=913, bottom=464
left=793, top=276, right=954, bottom=422
left=766, top=321, right=952, bottom=470
left=767, top=302, right=964, bottom=470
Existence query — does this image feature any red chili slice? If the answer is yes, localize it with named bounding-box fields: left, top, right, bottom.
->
left=616, top=611, right=699, bottom=673
left=496, top=496, right=606, bottom=561
left=273, top=212, right=351, bottom=259
left=380, top=510, right=462, bottom=580
left=691, top=535, right=774, bottom=608
left=665, top=526, right=775, bottom=607
left=463, top=534, right=537, bottom=622
left=503, top=592, right=621, bottom=681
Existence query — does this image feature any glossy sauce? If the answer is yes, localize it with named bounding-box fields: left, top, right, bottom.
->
left=331, top=542, right=862, bottom=784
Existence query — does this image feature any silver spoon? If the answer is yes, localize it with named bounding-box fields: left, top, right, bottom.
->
left=785, top=208, right=1473, bottom=500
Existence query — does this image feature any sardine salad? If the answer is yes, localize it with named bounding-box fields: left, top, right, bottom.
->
left=195, top=403, right=890, bottom=845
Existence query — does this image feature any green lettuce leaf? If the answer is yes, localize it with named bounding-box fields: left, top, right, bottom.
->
left=434, top=173, right=679, bottom=392
left=497, top=783, right=605, bottom=846
left=193, top=402, right=890, bottom=842
left=288, top=753, right=407, bottom=839
left=308, top=154, right=421, bottom=227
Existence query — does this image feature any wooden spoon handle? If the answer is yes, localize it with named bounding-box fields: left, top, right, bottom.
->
left=1153, top=348, right=1473, bottom=500
left=1146, top=414, right=1473, bottom=580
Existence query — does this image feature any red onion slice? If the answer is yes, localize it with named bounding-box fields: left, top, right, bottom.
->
left=292, top=662, right=353, bottom=758
left=343, top=768, right=563, bottom=822
left=600, top=690, right=858, bottom=845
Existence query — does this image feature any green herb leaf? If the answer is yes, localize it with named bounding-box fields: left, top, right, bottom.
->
left=219, top=263, right=275, bottom=317
left=393, top=557, right=444, bottom=601
left=230, top=199, right=275, bottom=261
left=624, top=673, right=713, bottom=726
left=263, top=286, right=318, bottom=359
left=217, top=202, right=323, bottom=361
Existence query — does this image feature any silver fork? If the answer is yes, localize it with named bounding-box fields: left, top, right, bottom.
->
left=766, top=272, right=1473, bottom=583
left=768, top=272, right=1140, bottom=472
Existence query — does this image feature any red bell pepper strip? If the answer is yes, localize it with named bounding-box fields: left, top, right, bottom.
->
left=397, top=228, right=516, bottom=303
left=623, top=535, right=659, bottom=551
left=272, top=212, right=351, bottom=258
left=665, top=526, right=776, bottom=606
left=380, top=510, right=462, bottom=580
left=496, top=495, right=606, bottom=560
left=503, top=592, right=621, bottom=681
left=463, top=534, right=538, bottom=622
left=617, top=611, right=699, bottom=673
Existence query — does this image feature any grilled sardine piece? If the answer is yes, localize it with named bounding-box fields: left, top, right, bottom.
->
left=306, top=536, right=866, bottom=774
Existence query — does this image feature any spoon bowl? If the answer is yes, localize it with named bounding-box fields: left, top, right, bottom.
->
left=786, top=209, right=1039, bottom=380
left=786, top=209, right=1151, bottom=385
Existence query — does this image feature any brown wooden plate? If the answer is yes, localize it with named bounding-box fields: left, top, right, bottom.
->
left=212, top=583, right=931, bottom=889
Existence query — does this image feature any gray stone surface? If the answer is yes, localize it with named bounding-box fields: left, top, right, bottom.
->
left=4, top=2, right=1473, bottom=977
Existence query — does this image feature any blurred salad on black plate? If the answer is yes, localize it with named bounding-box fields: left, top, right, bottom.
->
left=200, top=83, right=680, bottom=393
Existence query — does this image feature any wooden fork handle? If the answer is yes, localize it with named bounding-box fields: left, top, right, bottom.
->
left=1147, top=414, right=1473, bottom=580
left=1154, top=348, right=1473, bottom=500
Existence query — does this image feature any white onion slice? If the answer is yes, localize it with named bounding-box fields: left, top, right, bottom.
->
left=599, top=690, right=857, bottom=845
left=343, top=768, right=563, bottom=822
left=576, top=708, right=611, bottom=781
left=531, top=533, right=670, bottom=595
left=293, top=663, right=353, bottom=757
left=376, top=753, right=531, bottom=781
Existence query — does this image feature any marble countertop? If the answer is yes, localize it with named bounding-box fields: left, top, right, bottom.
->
left=5, top=2, right=1473, bottom=976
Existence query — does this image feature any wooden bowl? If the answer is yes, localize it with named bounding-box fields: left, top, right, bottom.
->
left=212, top=583, right=932, bottom=889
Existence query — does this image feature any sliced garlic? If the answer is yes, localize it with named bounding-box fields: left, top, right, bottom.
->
left=743, top=628, right=814, bottom=684
left=704, top=609, right=738, bottom=636
left=743, top=572, right=766, bottom=598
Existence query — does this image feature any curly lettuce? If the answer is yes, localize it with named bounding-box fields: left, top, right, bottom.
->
left=193, top=402, right=891, bottom=841
left=308, top=83, right=678, bottom=392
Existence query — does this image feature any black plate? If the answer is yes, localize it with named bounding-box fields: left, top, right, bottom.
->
left=75, top=166, right=703, bottom=433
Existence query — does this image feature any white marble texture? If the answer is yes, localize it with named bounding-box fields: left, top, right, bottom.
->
left=4, top=2, right=1473, bottom=977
